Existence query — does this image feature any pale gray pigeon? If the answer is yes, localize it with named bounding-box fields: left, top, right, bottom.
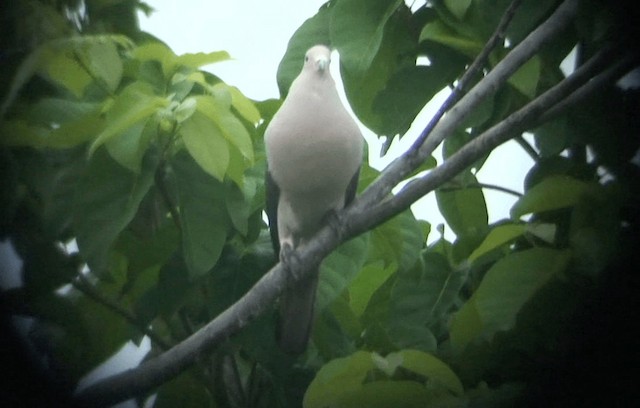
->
left=265, top=45, right=364, bottom=354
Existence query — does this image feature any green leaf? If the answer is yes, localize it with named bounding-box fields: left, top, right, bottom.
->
left=132, top=42, right=178, bottom=78
left=105, top=119, right=154, bottom=172
left=533, top=116, right=571, bottom=157
left=73, top=149, right=156, bottom=273
left=508, top=55, right=541, bottom=99
left=317, top=235, right=370, bottom=311
left=327, top=381, right=431, bottom=408
left=510, top=175, right=591, bottom=218
left=445, top=0, right=472, bottom=20
left=154, top=371, right=214, bottom=408
left=349, top=261, right=396, bottom=318
left=331, top=0, right=404, bottom=74
left=393, top=349, right=464, bottom=395
left=419, top=20, right=483, bottom=57
left=175, top=50, right=230, bottom=69
left=340, top=9, right=415, bottom=134
left=76, top=37, right=123, bottom=92
left=276, top=4, right=332, bottom=95
left=372, top=66, right=448, bottom=137
left=40, top=41, right=92, bottom=97
left=450, top=248, right=571, bottom=353
left=194, top=95, right=254, bottom=162
left=436, top=172, right=488, bottom=238
left=468, top=223, right=526, bottom=263
left=89, top=82, right=168, bottom=155
left=180, top=110, right=230, bottom=181
left=304, top=351, right=377, bottom=408
left=170, top=153, right=228, bottom=278
left=370, top=210, right=424, bottom=272
left=228, top=85, right=261, bottom=124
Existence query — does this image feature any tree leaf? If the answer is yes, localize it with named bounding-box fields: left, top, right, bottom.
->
left=349, top=261, right=396, bottom=318
left=180, top=110, right=230, bottom=181
left=154, top=371, right=213, bottom=408
left=331, top=0, right=404, bottom=75
left=73, top=149, right=156, bottom=273
left=450, top=248, right=571, bottom=353
left=76, top=37, right=123, bottom=92
left=194, top=95, right=254, bottom=163
left=507, top=55, right=541, bottom=99
left=445, top=0, right=472, bottom=20
left=317, top=235, right=370, bottom=311
left=175, top=50, right=230, bottom=69
left=276, top=4, right=332, bottom=95
left=89, top=82, right=168, bottom=155
left=393, top=349, right=464, bottom=395
left=170, top=153, right=228, bottom=278
left=436, top=171, right=488, bottom=238
left=370, top=209, right=424, bottom=272
left=304, top=351, right=377, bottom=408
left=510, top=175, right=590, bottom=218
left=419, top=20, right=483, bottom=57
left=468, top=223, right=526, bottom=263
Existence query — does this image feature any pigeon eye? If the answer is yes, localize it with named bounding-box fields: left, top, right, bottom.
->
left=305, top=55, right=309, bottom=62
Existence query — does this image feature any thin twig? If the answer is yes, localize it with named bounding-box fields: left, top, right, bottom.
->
left=440, top=182, right=523, bottom=197
left=72, top=274, right=171, bottom=350
left=410, top=0, right=525, bottom=150
left=366, top=47, right=631, bottom=227
left=514, top=135, right=540, bottom=161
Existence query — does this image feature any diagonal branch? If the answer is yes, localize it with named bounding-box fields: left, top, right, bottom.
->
left=356, top=0, right=580, bottom=209
left=75, top=0, right=617, bottom=405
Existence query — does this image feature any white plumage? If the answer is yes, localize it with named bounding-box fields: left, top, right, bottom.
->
left=265, top=45, right=363, bottom=354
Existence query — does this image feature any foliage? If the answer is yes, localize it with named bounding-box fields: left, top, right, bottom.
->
left=1, top=0, right=639, bottom=407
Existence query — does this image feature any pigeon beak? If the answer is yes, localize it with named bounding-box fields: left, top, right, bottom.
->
left=317, top=57, right=329, bottom=72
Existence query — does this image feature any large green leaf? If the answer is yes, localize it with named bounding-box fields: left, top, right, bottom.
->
left=349, top=261, right=396, bottom=318
left=436, top=171, right=488, bottom=238
left=392, top=349, right=464, bottom=395
left=419, top=20, right=483, bottom=57
left=76, top=37, right=123, bottom=92
left=468, top=223, right=526, bottom=263
left=89, top=82, right=168, bottom=155
left=154, top=371, right=214, bottom=408
left=372, top=66, right=448, bottom=137
left=317, top=235, right=370, bottom=311
left=450, top=247, right=571, bottom=353
left=507, top=55, right=541, bottom=99
left=180, top=110, right=230, bottom=181
left=370, top=209, right=424, bottom=272
left=276, top=4, right=332, bottom=95
left=303, top=351, right=377, bottom=408
left=390, top=252, right=464, bottom=329
left=340, top=5, right=415, bottom=134
left=331, top=0, right=404, bottom=75
left=169, top=153, right=229, bottom=278
left=73, top=149, right=156, bottom=273
left=511, top=175, right=591, bottom=218
left=194, top=94, right=254, bottom=163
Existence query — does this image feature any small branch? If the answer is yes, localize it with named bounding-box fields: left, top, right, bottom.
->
left=440, top=182, right=523, bottom=197
left=356, top=0, right=580, bottom=210
left=360, top=47, right=629, bottom=229
left=72, top=274, right=171, bottom=351
left=410, top=0, right=525, bottom=150
left=514, top=135, right=540, bottom=161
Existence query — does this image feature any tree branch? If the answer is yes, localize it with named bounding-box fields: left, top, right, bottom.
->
left=410, top=0, right=525, bottom=150
left=355, top=0, right=580, bottom=210
left=360, top=47, right=635, bottom=229
left=75, top=0, right=619, bottom=405
left=72, top=274, right=171, bottom=351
